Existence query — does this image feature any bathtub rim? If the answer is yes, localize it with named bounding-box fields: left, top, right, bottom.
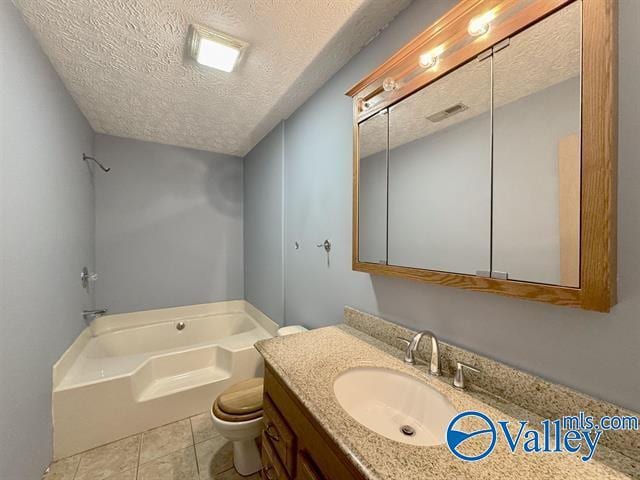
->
left=53, top=300, right=279, bottom=388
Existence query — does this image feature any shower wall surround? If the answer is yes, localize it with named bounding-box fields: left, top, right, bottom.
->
left=0, top=3, right=95, bottom=479
left=243, top=0, right=640, bottom=412
left=95, top=135, right=244, bottom=314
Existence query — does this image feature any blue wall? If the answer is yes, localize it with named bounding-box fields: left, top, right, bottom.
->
left=244, top=123, right=285, bottom=324
left=244, top=0, right=640, bottom=412
left=95, top=134, right=244, bottom=314
left=1, top=3, right=95, bottom=478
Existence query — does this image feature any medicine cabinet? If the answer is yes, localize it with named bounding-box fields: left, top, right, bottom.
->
left=347, top=0, right=617, bottom=312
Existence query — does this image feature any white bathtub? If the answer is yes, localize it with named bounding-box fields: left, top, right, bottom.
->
left=52, top=301, right=277, bottom=459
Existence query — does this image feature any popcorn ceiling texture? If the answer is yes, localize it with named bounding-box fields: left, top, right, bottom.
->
left=14, top=0, right=410, bottom=156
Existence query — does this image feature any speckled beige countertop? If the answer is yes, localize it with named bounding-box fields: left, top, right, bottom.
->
left=255, top=325, right=633, bottom=480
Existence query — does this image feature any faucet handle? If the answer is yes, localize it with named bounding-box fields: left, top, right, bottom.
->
left=453, top=362, right=480, bottom=390
left=396, top=337, right=415, bottom=364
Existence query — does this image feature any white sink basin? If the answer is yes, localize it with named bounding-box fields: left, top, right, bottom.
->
left=333, top=367, right=457, bottom=446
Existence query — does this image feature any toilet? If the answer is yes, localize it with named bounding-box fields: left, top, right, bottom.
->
left=210, top=325, right=308, bottom=476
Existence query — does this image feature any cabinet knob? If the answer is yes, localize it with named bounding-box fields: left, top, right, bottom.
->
left=263, top=465, right=277, bottom=480
left=265, top=423, right=280, bottom=442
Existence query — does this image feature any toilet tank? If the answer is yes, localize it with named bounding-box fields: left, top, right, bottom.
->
left=276, top=325, right=308, bottom=336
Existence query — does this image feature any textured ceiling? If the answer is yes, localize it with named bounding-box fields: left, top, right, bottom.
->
left=361, top=2, right=580, bottom=158
left=14, top=0, right=411, bottom=156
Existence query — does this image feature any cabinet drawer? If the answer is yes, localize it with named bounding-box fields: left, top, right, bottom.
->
left=263, top=394, right=296, bottom=475
left=261, top=433, right=289, bottom=480
left=296, top=451, right=325, bottom=480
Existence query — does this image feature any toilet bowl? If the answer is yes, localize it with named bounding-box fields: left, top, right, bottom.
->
left=210, top=325, right=307, bottom=476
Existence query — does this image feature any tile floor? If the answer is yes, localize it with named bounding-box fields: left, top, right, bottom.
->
left=43, top=413, right=261, bottom=480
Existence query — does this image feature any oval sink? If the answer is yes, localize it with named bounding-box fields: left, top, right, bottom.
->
left=333, top=367, right=457, bottom=446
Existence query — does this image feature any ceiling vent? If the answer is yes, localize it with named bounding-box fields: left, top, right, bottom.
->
left=426, top=102, right=469, bottom=123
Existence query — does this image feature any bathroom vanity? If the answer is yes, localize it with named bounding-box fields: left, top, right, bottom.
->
left=255, top=309, right=639, bottom=480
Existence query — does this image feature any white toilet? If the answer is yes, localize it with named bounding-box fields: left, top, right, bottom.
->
left=210, top=325, right=307, bottom=476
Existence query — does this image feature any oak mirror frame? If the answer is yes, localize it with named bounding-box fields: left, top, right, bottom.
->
left=347, top=0, right=617, bottom=312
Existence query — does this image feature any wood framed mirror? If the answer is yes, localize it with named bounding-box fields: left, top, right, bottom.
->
left=347, top=0, right=617, bottom=312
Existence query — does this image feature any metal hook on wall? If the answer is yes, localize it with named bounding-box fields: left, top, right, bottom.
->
left=83, top=153, right=111, bottom=172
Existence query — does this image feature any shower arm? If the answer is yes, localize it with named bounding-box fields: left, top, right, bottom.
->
left=82, top=153, right=111, bottom=172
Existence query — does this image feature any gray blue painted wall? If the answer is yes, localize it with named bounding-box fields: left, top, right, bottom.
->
left=0, top=3, right=95, bottom=478
left=243, top=123, right=285, bottom=324
left=244, top=0, right=640, bottom=412
left=95, top=134, right=244, bottom=314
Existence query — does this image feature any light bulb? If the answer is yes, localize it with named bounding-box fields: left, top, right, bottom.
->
left=419, top=45, right=444, bottom=70
left=468, top=11, right=495, bottom=37
left=419, top=52, right=438, bottom=69
left=382, top=77, right=397, bottom=92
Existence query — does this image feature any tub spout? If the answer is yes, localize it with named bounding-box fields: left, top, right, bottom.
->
left=83, top=308, right=108, bottom=323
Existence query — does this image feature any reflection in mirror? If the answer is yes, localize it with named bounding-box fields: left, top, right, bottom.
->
left=358, top=110, right=388, bottom=264
left=387, top=59, right=491, bottom=275
left=492, top=2, right=581, bottom=287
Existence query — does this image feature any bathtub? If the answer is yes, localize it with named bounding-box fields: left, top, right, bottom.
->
left=52, top=300, right=277, bottom=459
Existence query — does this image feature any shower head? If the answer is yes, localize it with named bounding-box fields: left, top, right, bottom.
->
left=82, top=153, right=111, bottom=172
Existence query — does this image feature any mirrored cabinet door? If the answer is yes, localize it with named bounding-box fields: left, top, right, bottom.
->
left=387, top=59, right=492, bottom=275
left=358, top=110, right=388, bottom=264
left=492, top=2, right=582, bottom=287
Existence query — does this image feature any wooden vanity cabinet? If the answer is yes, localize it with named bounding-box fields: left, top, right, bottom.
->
left=261, top=364, right=364, bottom=480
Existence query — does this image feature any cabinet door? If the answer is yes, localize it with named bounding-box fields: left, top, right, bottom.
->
left=358, top=110, right=388, bottom=264
left=492, top=2, right=582, bottom=287
left=387, top=59, right=492, bottom=275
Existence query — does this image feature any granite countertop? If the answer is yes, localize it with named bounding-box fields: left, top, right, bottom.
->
left=255, top=325, right=633, bottom=480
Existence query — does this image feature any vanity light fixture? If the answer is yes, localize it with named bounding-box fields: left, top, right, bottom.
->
left=187, top=24, right=248, bottom=72
left=467, top=11, right=496, bottom=37
left=419, top=45, right=444, bottom=69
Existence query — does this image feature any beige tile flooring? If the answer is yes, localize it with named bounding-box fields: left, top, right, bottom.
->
left=43, top=413, right=260, bottom=480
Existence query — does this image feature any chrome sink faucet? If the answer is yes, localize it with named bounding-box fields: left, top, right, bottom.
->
left=398, top=330, right=441, bottom=376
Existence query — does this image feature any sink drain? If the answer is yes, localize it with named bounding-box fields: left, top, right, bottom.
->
left=400, top=425, right=416, bottom=437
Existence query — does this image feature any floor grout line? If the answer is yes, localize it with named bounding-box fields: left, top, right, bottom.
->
left=189, top=416, right=200, bottom=476
left=70, top=455, right=82, bottom=480
left=134, top=433, right=143, bottom=480
left=193, top=445, right=199, bottom=478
